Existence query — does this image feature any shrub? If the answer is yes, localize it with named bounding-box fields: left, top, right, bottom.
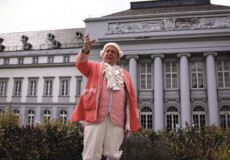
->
left=0, top=120, right=83, bottom=160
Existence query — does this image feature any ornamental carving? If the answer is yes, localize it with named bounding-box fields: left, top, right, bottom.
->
left=108, top=16, right=230, bottom=34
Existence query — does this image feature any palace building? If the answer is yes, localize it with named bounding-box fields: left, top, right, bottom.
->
left=0, top=0, right=230, bottom=131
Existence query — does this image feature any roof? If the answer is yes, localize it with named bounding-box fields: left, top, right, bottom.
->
left=0, top=28, right=85, bottom=51
left=105, top=2, right=230, bottom=17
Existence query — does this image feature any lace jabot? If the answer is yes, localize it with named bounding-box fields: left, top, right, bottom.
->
left=103, top=63, right=124, bottom=90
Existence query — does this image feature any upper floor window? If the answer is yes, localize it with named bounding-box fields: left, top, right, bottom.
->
left=63, top=56, right=70, bottom=63
left=118, top=63, right=129, bottom=72
left=60, top=78, right=70, bottom=96
left=140, top=107, right=153, bottom=129
left=140, top=63, right=152, bottom=90
left=28, top=78, right=38, bottom=96
left=32, top=57, right=39, bottom=64
left=44, top=79, right=53, bottom=96
left=14, top=79, right=22, bottom=96
left=217, top=61, right=230, bottom=88
left=3, top=58, right=9, bottom=65
left=192, top=106, right=206, bottom=129
left=220, top=105, right=230, bottom=131
left=190, top=61, right=204, bottom=89
left=165, top=62, right=178, bottom=89
left=48, top=56, right=54, bottom=63
left=18, top=57, right=24, bottom=64
left=0, top=79, right=8, bottom=96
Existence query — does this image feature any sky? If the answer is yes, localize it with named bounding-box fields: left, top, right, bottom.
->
left=0, top=0, right=230, bottom=33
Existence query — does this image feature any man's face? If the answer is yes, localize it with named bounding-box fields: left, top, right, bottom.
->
left=102, top=46, right=119, bottom=66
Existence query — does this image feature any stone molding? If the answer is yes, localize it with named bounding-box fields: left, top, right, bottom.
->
left=151, top=54, right=165, bottom=59
left=177, top=53, right=191, bottom=58
left=108, top=16, right=230, bottom=34
left=203, top=51, right=218, bottom=57
left=126, top=55, right=139, bottom=60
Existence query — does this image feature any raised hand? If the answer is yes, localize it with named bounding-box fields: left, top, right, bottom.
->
left=82, top=33, right=96, bottom=54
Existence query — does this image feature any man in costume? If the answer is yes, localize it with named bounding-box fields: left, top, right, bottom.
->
left=70, top=33, right=139, bottom=160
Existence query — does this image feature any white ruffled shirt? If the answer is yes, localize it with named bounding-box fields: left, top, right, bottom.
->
left=103, top=63, right=124, bottom=90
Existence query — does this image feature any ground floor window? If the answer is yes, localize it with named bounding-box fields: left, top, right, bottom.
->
left=140, top=107, right=153, bottom=129
left=220, top=106, right=230, bottom=131
left=166, top=107, right=179, bottom=131
left=193, top=106, right=206, bottom=129
left=60, top=110, right=67, bottom=124
left=43, top=110, right=51, bottom=122
left=28, top=110, right=35, bottom=126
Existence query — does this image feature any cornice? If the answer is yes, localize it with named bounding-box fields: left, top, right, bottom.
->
left=0, top=62, right=75, bottom=69
left=85, top=9, right=230, bottom=23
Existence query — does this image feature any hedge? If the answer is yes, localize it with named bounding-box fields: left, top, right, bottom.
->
left=0, top=105, right=229, bottom=160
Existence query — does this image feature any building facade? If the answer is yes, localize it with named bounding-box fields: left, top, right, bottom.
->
left=0, top=28, right=85, bottom=125
left=83, top=0, right=230, bottom=131
left=0, top=0, right=230, bottom=131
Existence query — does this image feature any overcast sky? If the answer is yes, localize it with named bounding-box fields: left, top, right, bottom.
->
left=0, top=0, right=230, bottom=33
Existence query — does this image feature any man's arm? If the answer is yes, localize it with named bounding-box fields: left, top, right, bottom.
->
left=76, top=33, right=96, bottom=77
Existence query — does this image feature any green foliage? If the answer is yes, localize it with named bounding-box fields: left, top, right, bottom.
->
left=213, top=140, right=230, bottom=160
left=0, top=110, right=230, bottom=160
left=0, top=102, right=20, bottom=128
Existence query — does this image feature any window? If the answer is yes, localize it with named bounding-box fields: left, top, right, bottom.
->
left=140, top=63, right=152, bottom=90
left=220, top=106, right=230, bottom=131
left=165, top=62, right=178, bottom=89
left=76, top=77, right=82, bottom=96
left=18, top=57, right=24, bottom=64
left=44, top=79, right=53, bottom=96
left=118, top=63, right=129, bottom=72
left=60, top=110, right=67, bottom=124
left=166, top=107, right=179, bottom=131
left=190, top=62, right=204, bottom=89
left=140, top=107, right=153, bottom=129
left=28, top=79, right=37, bottom=96
left=217, top=61, right=230, bottom=88
left=192, top=106, right=206, bottom=129
left=63, top=56, right=70, bottom=63
left=48, top=56, right=54, bottom=63
left=28, top=110, right=35, bottom=126
left=32, top=57, right=39, bottom=64
left=43, top=110, right=51, bottom=122
left=60, top=78, right=69, bottom=96
left=0, top=109, right=4, bottom=115
left=13, top=109, right=20, bottom=119
left=14, top=80, right=22, bottom=96
left=3, top=58, right=9, bottom=65
left=0, top=79, right=7, bottom=96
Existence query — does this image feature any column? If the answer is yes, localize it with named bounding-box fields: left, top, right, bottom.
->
left=126, top=55, right=139, bottom=97
left=177, top=53, right=191, bottom=128
left=152, top=55, right=164, bottom=131
left=204, top=52, right=219, bottom=126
